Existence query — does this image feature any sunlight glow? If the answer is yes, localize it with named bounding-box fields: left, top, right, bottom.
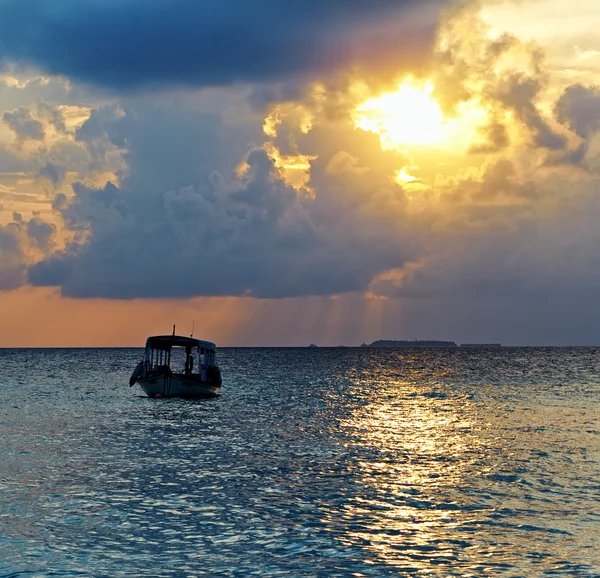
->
left=396, top=167, right=419, bottom=184
left=353, top=81, right=444, bottom=148
left=235, top=144, right=315, bottom=190
left=353, top=79, right=489, bottom=154
left=264, top=143, right=315, bottom=189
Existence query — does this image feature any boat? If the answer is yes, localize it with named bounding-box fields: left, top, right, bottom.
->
left=129, top=331, right=222, bottom=398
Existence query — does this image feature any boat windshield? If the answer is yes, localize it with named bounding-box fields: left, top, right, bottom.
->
left=144, top=342, right=216, bottom=376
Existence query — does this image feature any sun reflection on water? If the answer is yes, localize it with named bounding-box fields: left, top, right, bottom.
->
left=310, top=349, right=600, bottom=575
left=333, top=366, right=485, bottom=569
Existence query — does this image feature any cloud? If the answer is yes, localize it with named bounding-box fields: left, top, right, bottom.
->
left=555, top=84, right=600, bottom=139
left=26, top=214, right=55, bottom=251
left=28, top=142, right=416, bottom=299
left=0, top=0, right=448, bottom=91
left=19, top=15, right=595, bottom=305
left=469, top=119, right=509, bottom=153
left=2, top=106, right=44, bottom=140
left=0, top=221, right=26, bottom=290
left=494, top=72, right=567, bottom=150
left=431, top=13, right=572, bottom=155
left=12, top=87, right=418, bottom=300
left=0, top=212, right=56, bottom=290
left=73, top=100, right=262, bottom=191
left=0, top=147, right=27, bottom=173
left=368, top=155, right=600, bottom=313
left=34, top=100, right=66, bottom=133
left=374, top=201, right=600, bottom=305
left=546, top=83, right=600, bottom=169
left=36, top=160, right=67, bottom=187
left=1, top=100, right=68, bottom=142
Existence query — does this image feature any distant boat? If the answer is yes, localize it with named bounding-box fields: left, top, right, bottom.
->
left=129, top=333, right=222, bottom=398
left=308, top=344, right=318, bottom=348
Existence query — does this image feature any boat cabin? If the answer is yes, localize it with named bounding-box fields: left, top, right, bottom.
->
left=144, top=335, right=217, bottom=381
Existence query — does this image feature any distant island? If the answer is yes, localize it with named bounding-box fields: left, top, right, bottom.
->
left=309, top=340, right=503, bottom=348
left=364, top=340, right=458, bottom=348
left=361, top=340, right=502, bottom=348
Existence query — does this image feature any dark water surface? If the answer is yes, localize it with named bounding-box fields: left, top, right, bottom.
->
left=1, top=347, right=599, bottom=576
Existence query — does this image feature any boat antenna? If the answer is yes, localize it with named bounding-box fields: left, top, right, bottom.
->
left=172, top=324, right=176, bottom=337
left=190, top=320, right=195, bottom=338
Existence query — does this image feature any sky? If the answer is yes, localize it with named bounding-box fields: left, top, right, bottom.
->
left=2, top=0, right=600, bottom=346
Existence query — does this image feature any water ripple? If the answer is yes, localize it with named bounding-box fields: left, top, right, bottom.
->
left=0, top=347, right=599, bottom=576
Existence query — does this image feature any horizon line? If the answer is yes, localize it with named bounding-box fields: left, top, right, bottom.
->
left=2, top=344, right=600, bottom=349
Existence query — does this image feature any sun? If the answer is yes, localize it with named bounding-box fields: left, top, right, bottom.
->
left=353, top=80, right=445, bottom=149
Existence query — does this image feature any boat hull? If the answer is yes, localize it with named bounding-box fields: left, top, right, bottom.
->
left=137, top=373, right=221, bottom=398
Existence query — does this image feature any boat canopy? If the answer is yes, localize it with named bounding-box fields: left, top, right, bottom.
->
left=145, top=335, right=216, bottom=352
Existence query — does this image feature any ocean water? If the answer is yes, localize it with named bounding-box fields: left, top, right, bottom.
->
left=1, top=347, right=599, bottom=577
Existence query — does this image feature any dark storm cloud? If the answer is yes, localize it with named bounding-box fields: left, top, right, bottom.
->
left=0, top=0, right=447, bottom=90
